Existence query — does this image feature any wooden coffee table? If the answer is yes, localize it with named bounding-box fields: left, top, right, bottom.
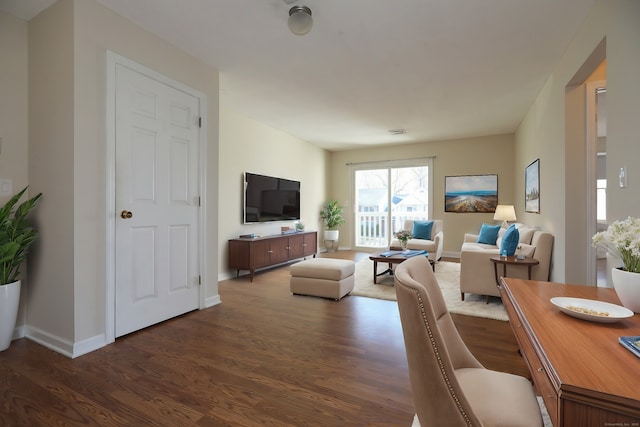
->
left=369, top=250, right=433, bottom=284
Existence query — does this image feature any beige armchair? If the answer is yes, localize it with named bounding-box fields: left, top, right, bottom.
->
left=390, top=219, right=443, bottom=262
left=394, top=256, right=543, bottom=427
left=460, top=224, right=554, bottom=300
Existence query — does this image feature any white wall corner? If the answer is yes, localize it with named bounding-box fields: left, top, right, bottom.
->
left=26, top=325, right=108, bottom=358
left=12, top=325, right=26, bottom=341
left=205, top=294, right=221, bottom=308
left=26, top=325, right=74, bottom=358
left=72, top=334, right=108, bottom=358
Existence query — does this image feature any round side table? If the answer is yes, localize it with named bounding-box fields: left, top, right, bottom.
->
left=490, top=255, right=540, bottom=287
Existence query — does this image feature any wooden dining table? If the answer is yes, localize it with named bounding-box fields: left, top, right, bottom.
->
left=499, top=277, right=640, bottom=427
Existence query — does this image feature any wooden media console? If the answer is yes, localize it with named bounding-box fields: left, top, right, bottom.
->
left=228, top=231, right=317, bottom=281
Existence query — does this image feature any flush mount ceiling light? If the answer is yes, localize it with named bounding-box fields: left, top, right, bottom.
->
left=288, top=5, right=313, bottom=35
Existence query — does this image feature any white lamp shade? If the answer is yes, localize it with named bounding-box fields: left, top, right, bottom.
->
left=288, top=6, right=313, bottom=35
left=493, top=205, right=516, bottom=222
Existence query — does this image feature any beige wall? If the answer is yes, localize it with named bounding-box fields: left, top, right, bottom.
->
left=329, top=134, right=515, bottom=255
left=27, top=0, right=220, bottom=355
left=0, top=13, right=29, bottom=194
left=606, top=2, right=640, bottom=217
left=515, top=0, right=640, bottom=283
left=28, top=0, right=76, bottom=344
left=218, top=107, right=329, bottom=279
left=0, top=12, right=30, bottom=329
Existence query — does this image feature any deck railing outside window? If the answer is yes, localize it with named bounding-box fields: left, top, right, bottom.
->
left=356, top=211, right=427, bottom=247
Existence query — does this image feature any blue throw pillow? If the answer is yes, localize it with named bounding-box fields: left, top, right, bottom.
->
left=500, top=224, right=520, bottom=256
left=412, top=220, right=434, bottom=240
left=477, top=223, right=501, bottom=245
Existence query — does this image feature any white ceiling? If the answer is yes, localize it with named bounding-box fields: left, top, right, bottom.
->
left=1, top=0, right=596, bottom=151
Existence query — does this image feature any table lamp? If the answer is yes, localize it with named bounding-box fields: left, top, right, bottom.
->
left=494, top=205, right=516, bottom=228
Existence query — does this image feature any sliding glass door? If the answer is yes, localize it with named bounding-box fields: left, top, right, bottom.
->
left=353, top=159, right=432, bottom=248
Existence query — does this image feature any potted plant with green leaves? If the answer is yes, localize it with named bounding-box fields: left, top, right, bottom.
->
left=0, top=186, right=42, bottom=351
left=320, top=200, right=345, bottom=252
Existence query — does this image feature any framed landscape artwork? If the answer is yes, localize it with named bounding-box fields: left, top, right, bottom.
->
left=525, top=159, right=540, bottom=213
left=444, top=174, right=498, bottom=213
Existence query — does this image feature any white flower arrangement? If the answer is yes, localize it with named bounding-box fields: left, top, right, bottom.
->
left=394, top=230, right=413, bottom=243
left=592, top=217, right=640, bottom=273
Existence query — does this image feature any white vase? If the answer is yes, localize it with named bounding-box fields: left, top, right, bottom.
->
left=0, top=280, right=21, bottom=351
left=324, top=230, right=339, bottom=241
left=611, top=268, right=640, bottom=313
left=323, top=230, right=339, bottom=252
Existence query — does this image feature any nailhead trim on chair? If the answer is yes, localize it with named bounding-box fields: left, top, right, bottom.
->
left=415, top=289, right=473, bottom=426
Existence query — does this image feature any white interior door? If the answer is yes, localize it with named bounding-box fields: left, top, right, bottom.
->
left=115, top=64, right=200, bottom=337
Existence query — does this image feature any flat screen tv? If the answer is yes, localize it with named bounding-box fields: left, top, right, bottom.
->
left=244, top=172, right=301, bottom=223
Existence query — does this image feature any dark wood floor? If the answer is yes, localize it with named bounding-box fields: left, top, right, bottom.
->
left=0, top=251, right=527, bottom=426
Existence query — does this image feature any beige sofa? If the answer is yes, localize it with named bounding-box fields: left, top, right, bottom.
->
left=459, top=224, right=554, bottom=300
left=390, top=219, right=443, bottom=262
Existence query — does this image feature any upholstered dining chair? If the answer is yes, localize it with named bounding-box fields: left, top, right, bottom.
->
left=394, top=256, right=543, bottom=427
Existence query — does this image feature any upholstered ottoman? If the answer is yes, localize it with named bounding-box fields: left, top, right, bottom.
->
left=290, top=258, right=355, bottom=300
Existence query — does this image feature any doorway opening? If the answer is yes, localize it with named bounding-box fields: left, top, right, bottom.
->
left=590, top=84, right=607, bottom=286
left=564, top=38, right=605, bottom=286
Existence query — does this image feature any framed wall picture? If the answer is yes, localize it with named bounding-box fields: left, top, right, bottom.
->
left=444, top=174, right=498, bottom=213
left=525, top=159, right=540, bottom=213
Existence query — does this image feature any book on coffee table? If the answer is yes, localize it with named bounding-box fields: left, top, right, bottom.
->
left=379, top=249, right=426, bottom=258
left=379, top=250, right=403, bottom=257
left=402, top=249, right=427, bottom=257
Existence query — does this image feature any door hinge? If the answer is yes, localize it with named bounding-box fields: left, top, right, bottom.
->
left=198, top=275, right=202, bottom=285
left=198, top=196, right=201, bottom=206
left=198, top=117, right=202, bottom=128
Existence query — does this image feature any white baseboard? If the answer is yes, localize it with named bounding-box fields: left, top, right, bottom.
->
left=205, top=294, right=221, bottom=308
left=26, top=325, right=108, bottom=359
left=218, top=271, right=237, bottom=281
left=73, top=334, right=109, bottom=358
left=23, top=296, right=222, bottom=358
left=26, top=325, right=74, bottom=358
left=219, top=256, right=313, bottom=283
left=12, top=324, right=26, bottom=341
left=442, top=251, right=461, bottom=259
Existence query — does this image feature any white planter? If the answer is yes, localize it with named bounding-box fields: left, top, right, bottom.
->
left=323, top=230, right=339, bottom=252
left=0, top=280, right=21, bottom=351
left=324, top=230, right=339, bottom=241
left=611, top=268, right=640, bottom=313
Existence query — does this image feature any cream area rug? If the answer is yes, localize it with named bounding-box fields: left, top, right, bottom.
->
left=352, top=259, right=508, bottom=322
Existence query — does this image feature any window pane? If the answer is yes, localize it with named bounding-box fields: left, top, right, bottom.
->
left=390, top=167, right=429, bottom=233
left=355, top=169, right=388, bottom=247
left=354, top=163, right=431, bottom=248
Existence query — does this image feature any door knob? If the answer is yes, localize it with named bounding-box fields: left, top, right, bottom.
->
left=120, top=210, right=133, bottom=219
